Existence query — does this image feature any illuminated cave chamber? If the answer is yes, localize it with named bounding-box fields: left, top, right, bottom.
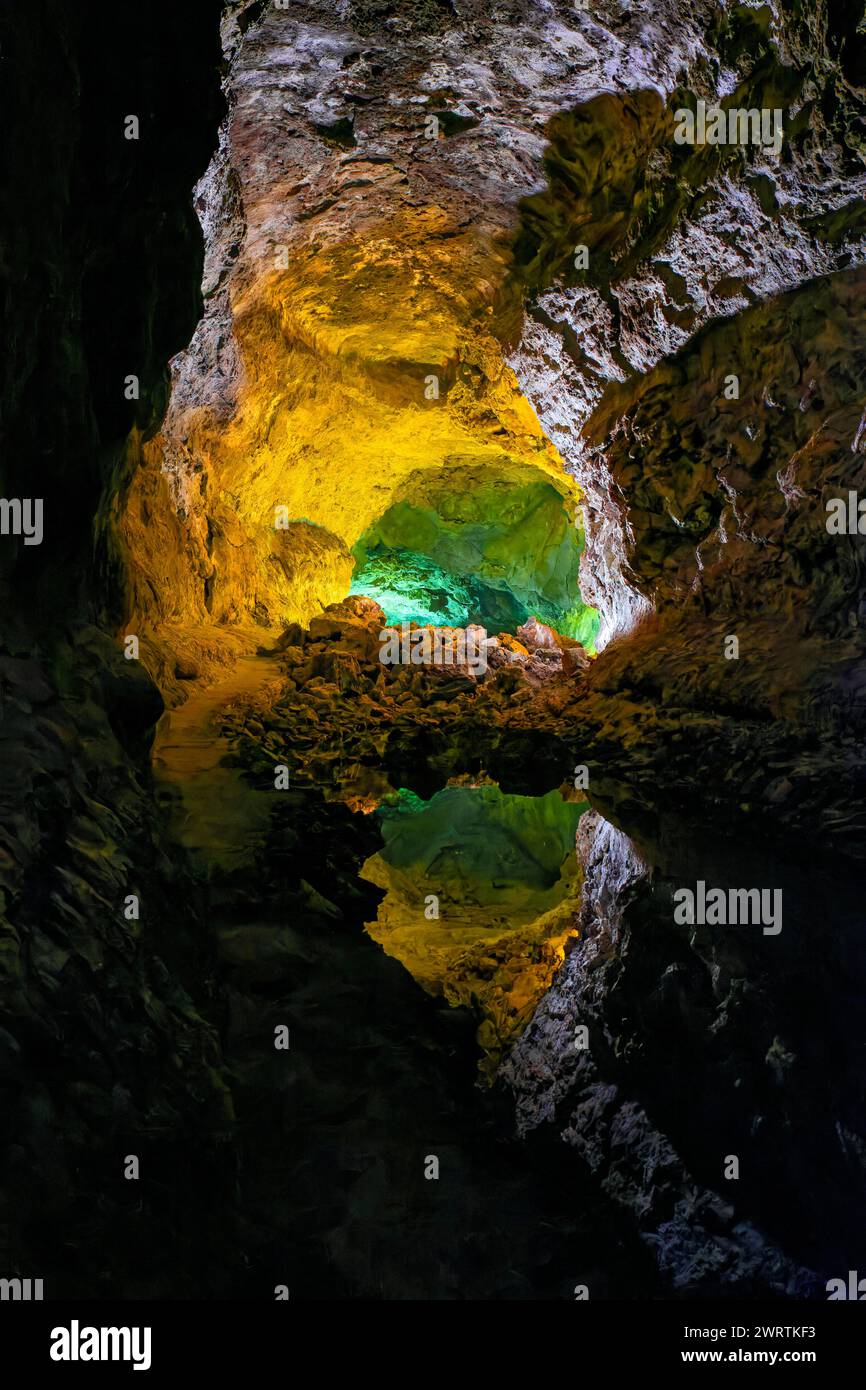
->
left=114, top=154, right=605, bottom=685
left=349, top=463, right=598, bottom=645
left=115, top=254, right=602, bottom=681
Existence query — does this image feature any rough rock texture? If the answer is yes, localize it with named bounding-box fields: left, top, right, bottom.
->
left=115, top=0, right=866, bottom=852
left=501, top=808, right=866, bottom=1292
left=501, top=2, right=866, bottom=849
left=201, top=775, right=662, bottom=1299
left=217, top=595, right=581, bottom=809
left=510, top=1, right=866, bottom=642
left=501, top=269, right=866, bottom=856
left=0, top=0, right=232, bottom=1294
left=118, top=0, right=659, bottom=653
left=349, top=466, right=596, bottom=640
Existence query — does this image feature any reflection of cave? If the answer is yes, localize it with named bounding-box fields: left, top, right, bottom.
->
left=360, top=785, right=587, bottom=1074
left=5, top=0, right=866, bottom=1308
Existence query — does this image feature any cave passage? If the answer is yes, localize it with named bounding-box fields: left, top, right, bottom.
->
left=349, top=467, right=599, bottom=644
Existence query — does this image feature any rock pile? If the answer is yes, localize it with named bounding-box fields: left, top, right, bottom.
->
left=216, top=596, right=588, bottom=804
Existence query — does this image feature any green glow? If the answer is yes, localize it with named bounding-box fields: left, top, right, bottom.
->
left=375, top=784, right=589, bottom=909
left=361, top=784, right=591, bottom=1077
left=350, top=547, right=528, bottom=629
left=350, top=475, right=599, bottom=644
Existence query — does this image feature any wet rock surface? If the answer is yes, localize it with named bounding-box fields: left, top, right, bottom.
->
left=219, top=596, right=581, bottom=803
left=206, top=782, right=659, bottom=1298
left=0, top=635, right=237, bottom=1296
left=0, top=0, right=233, bottom=1296
left=212, top=594, right=866, bottom=1296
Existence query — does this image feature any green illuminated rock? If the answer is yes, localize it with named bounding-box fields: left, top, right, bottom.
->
left=350, top=468, right=598, bottom=644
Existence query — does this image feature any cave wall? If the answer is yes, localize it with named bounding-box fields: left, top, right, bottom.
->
left=569, top=269, right=866, bottom=848
left=0, top=0, right=233, bottom=1294
left=2, top=0, right=865, bottom=1297
left=350, top=464, right=596, bottom=638
left=491, top=0, right=866, bottom=847
left=500, top=807, right=866, bottom=1293
left=510, top=0, right=866, bottom=646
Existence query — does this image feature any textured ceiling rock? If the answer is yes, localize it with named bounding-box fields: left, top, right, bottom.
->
left=508, top=0, right=866, bottom=643
left=4, top=0, right=865, bottom=1303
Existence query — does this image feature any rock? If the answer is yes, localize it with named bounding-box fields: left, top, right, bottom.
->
left=307, top=613, right=347, bottom=641
left=76, top=627, right=166, bottom=750
left=560, top=644, right=590, bottom=676
left=496, top=634, right=530, bottom=657
left=516, top=617, right=559, bottom=650
left=292, top=661, right=315, bottom=685
left=0, top=657, right=53, bottom=705
left=9, top=0, right=863, bottom=1304
left=276, top=622, right=307, bottom=650
left=324, top=595, right=385, bottom=625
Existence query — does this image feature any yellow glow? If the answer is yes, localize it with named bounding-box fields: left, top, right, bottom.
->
left=119, top=209, right=587, bottom=650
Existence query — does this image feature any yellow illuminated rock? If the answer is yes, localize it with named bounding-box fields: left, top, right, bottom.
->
left=116, top=209, right=590, bottom=683
left=360, top=786, right=586, bottom=1080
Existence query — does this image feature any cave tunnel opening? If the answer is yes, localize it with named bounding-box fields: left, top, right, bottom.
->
left=360, top=782, right=590, bottom=1081
left=118, top=335, right=604, bottom=692
left=348, top=463, right=599, bottom=646
left=97, top=0, right=866, bottom=1313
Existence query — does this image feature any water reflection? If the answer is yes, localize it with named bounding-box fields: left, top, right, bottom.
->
left=502, top=804, right=866, bottom=1293
left=360, top=784, right=588, bottom=1078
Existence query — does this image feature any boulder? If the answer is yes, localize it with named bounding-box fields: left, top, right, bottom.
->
left=516, top=616, right=559, bottom=650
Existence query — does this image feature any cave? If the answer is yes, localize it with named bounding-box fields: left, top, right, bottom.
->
left=2, top=0, right=866, bottom=1329
left=349, top=467, right=597, bottom=641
